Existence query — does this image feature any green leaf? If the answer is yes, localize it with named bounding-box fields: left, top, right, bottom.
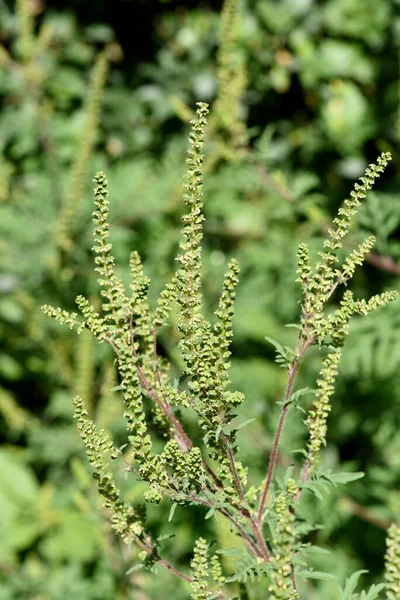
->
left=0, top=450, right=39, bottom=505
left=297, top=569, right=337, bottom=581
left=215, top=424, right=224, bottom=441
left=126, top=563, right=144, bottom=575
left=217, top=548, right=267, bottom=584
left=302, top=544, right=331, bottom=557
left=264, top=336, right=285, bottom=355
left=359, top=583, right=386, bottom=600
left=110, top=385, right=123, bottom=392
left=235, top=418, right=256, bottom=431
left=289, top=387, right=315, bottom=405
left=205, top=506, right=216, bottom=520
left=157, top=533, right=176, bottom=544
left=340, top=570, right=368, bottom=600
left=303, top=480, right=327, bottom=500
left=265, top=336, right=294, bottom=367
left=168, top=503, right=177, bottom=522
left=323, top=471, right=365, bottom=486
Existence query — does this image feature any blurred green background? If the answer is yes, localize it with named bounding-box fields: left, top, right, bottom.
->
left=1, top=0, right=400, bottom=598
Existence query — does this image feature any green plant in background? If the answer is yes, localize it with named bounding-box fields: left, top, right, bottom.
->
left=43, top=103, right=399, bottom=599
left=55, top=50, right=108, bottom=254
left=0, top=0, right=111, bottom=275
left=209, top=0, right=247, bottom=163
left=0, top=4, right=139, bottom=596
left=2, top=0, right=400, bottom=597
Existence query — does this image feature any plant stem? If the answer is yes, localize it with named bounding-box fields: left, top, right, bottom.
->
left=128, top=326, right=271, bottom=561
left=220, top=431, right=246, bottom=503
left=291, top=563, right=297, bottom=595
left=251, top=521, right=271, bottom=561
left=257, top=402, right=290, bottom=526
left=156, top=557, right=193, bottom=583
left=257, top=335, right=309, bottom=525
left=218, top=507, right=263, bottom=558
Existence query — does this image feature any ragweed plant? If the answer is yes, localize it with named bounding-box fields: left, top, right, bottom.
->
left=55, top=51, right=109, bottom=252
left=210, top=0, right=247, bottom=160
left=171, top=0, right=246, bottom=168
left=385, top=524, right=400, bottom=600
left=43, top=104, right=399, bottom=598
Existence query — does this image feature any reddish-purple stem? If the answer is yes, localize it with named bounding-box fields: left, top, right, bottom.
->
left=156, top=558, right=192, bottom=583
left=257, top=336, right=309, bottom=525
left=126, top=324, right=271, bottom=561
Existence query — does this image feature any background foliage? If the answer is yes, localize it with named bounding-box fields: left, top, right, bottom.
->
left=1, top=0, right=400, bottom=598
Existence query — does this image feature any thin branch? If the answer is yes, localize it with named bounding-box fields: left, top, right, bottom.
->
left=125, top=321, right=272, bottom=562
left=291, top=563, right=297, bottom=595
left=105, top=334, right=121, bottom=358
left=218, top=507, right=263, bottom=559
left=126, top=324, right=267, bottom=559
left=220, top=431, right=246, bottom=503
left=156, top=557, right=193, bottom=584
left=257, top=403, right=290, bottom=526
left=220, top=431, right=271, bottom=560
left=365, top=251, right=400, bottom=276
left=130, top=325, right=193, bottom=452
left=257, top=335, right=309, bottom=525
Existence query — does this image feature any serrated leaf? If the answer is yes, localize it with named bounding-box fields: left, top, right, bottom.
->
left=289, top=387, right=315, bottom=405
left=359, top=583, right=386, bottom=600
left=218, top=548, right=266, bottom=584
left=304, top=481, right=325, bottom=500
left=265, top=336, right=285, bottom=355
left=283, top=345, right=295, bottom=354
left=291, top=448, right=307, bottom=457
left=340, top=570, right=368, bottom=600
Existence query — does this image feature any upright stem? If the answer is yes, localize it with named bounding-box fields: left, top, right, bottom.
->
left=257, top=402, right=291, bottom=526
left=125, top=326, right=269, bottom=558
left=257, top=336, right=309, bottom=525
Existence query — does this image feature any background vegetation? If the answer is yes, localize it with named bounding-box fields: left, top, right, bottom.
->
left=1, top=0, right=400, bottom=598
